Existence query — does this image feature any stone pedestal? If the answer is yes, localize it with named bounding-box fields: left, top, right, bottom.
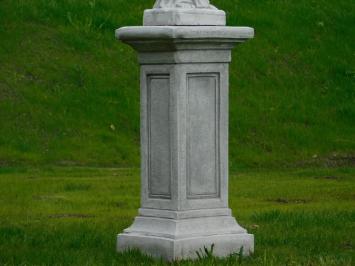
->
left=115, top=1, right=254, bottom=261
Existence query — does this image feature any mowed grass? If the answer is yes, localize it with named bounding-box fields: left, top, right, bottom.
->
left=0, top=167, right=354, bottom=265
left=0, top=0, right=354, bottom=168
left=0, top=0, right=354, bottom=264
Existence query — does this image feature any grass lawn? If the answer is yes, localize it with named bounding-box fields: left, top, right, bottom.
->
left=0, top=0, right=354, bottom=168
left=0, top=0, right=354, bottom=265
left=0, top=167, right=353, bottom=265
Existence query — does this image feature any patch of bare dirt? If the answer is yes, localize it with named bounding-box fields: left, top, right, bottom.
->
left=268, top=198, right=310, bottom=204
left=48, top=214, right=95, bottom=219
left=0, top=160, right=17, bottom=167
left=28, top=176, right=40, bottom=179
left=340, top=241, right=353, bottom=250
left=114, top=201, right=128, bottom=208
left=315, top=175, right=340, bottom=180
left=293, top=153, right=355, bottom=168
left=0, top=82, right=19, bottom=101
left=33, top=195, right=67, bottom=201
left=56, top=160, right=82, bottom=166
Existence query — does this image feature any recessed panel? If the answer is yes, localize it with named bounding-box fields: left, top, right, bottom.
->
left=148, top=75, right=171, bottom=199
left=187, top=74, right=220, bottom=199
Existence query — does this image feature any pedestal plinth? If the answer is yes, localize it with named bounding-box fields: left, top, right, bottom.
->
left=115, top=26, right=254, bottom=261
left=144, top=8, right=226, bottom=26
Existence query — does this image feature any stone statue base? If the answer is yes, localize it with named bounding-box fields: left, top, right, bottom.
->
left=115, top=26, right=254, bottom=261
left=144, top=8, right=225, bottom=26
left=117, top=208, right=253, bottom=261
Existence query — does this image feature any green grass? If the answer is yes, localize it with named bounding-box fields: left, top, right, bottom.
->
left=0, top=0, right=354, bottom=169
left=0, top=167, right=354, bottom=265
left=0, top=1, right=354, bottom=265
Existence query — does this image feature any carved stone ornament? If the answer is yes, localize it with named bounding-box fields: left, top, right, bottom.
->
left=144, top=0, right=225, bottom=25
left=153, top=0, right=217, bottom=9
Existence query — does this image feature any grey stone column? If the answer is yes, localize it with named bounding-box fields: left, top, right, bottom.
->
left=116, top=1, right=254, bottom=261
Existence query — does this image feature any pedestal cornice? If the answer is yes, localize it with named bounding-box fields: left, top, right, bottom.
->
left=116, top=26, right=254, bottom=63
left=116, top=26, right=254, bottom=45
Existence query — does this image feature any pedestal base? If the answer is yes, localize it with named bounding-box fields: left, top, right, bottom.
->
left=118, top=232, right=253, bottom=261
left=117, top=210, right=254, bottom=261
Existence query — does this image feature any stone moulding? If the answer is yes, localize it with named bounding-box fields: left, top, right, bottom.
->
left=147, top=74, right=172, bottom=199
left=186, top=72, right=220, bottom=199
left=116, top=26, right=254, bottom=43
